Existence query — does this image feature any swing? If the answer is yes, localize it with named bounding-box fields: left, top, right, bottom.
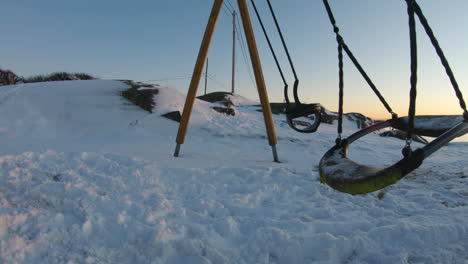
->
left=319, top=0, right=468, bottom=194
left=251, top=0, right=322, bottom=133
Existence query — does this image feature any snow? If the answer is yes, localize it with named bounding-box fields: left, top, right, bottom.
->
left=225, top=93, right=259, bottom=106
left=0, top=80, right=467, bottom=263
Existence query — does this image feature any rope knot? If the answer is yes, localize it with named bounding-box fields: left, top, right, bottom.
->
left=333, top=26, right=340, bottom=34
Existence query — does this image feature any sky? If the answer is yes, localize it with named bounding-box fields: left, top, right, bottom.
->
left=1, top=0, right=467, bottom=119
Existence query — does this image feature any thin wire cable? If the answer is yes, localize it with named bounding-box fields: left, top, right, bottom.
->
left=207, top=75, right=228, bottom=89
left=237, top=32, right=256, bottom=88
left=212, top=1, right=255, bottom=93
left=225, top=0, right=236, bottom=12
left=222, top=0, right=234, bottom=12
left=222, top=4, right=232, bottom=17
left=220, top=2, right=256, bottom=90
left=236, top=45, right=240, bottom=92
left=234, top=14, right=257, bottom=88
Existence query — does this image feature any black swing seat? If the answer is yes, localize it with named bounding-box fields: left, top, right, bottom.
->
left=319, top=116, right=468, bottom=194
left=390, top=115, right=464, bottom=137
left=286, top=103, right=322, bottom=133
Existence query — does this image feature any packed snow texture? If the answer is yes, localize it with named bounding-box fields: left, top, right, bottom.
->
left=0, top=80, right=467, bottom=263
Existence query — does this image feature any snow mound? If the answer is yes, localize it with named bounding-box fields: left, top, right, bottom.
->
left=226, top=93, right=259, bottom=106
left=0, top=80, right=146, bottom=139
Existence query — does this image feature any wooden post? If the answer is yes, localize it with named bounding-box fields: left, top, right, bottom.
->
left=174, top=0, right=224, bottom=157
left=237, top=0, right=279, bottom=162
left=174, top=0, right=279, bottom=162
left=204, top=58, right=209, bottom=95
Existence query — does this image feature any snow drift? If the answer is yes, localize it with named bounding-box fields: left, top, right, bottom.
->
left=0, top=80, right=467, bottom=263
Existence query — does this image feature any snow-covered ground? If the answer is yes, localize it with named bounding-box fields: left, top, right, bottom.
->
left=0, top=80, right=466, bottom=263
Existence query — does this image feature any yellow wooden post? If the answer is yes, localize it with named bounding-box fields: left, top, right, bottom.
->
left=174, top=0, right=224, bottom=157
left=237, top=0, right=279, bottom=162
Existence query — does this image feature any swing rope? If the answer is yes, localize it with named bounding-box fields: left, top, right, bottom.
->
left=250, top=0, right=322, bottom=133
left=322, top=0, right=397, bottom=143
left=337, top=41, right=344, bottom=142
left=405, top=0, right=418, bottom=155
left=411, top=1, right=468, bottom=120
left=250, top=0, right=289, bottom=104
left=265, top=0, right=301, bottom=105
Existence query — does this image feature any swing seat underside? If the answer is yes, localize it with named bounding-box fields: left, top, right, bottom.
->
left=391, top=115, right=463, bottom=137
left=319, top=116, right=467, bottom=195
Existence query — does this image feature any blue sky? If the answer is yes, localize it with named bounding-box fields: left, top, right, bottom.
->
left=1, top=0, right=467, bottom=119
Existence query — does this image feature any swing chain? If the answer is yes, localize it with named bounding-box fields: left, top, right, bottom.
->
left=323, top=0, right=398, bottom=146
left=323, top=0, right=346, bottom=144
left=336, top=39, right=344, bottom=146
left=405, top=0, right=418, bottom=152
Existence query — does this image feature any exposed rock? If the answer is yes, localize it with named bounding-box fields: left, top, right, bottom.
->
left=197, top=92, right=232, bottom=103
left=320, top=110, right=373, bottom=129
left=344, top=113, right=373, bottom=129
left=197, top=92, right=234, bottom=108
left=121, top=80, right=158, bottom=113
left=212, top=106, right=235, bottom=116
left=320, top=110, right=338, bottom=124
left=161, top=111, right=182, bottom=122
left=198, top=92, right=236, bottom=116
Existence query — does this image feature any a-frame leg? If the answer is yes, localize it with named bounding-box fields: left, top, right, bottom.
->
left=174, top=0, right=224, bottom=157
left=236, top=0, right=279, bottom=162
left=174, top=0, right=279, bottom=162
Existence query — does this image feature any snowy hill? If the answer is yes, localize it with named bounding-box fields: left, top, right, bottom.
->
left=0, top=80, right=467, bottom=263
left=0, top=80, right=145, bottom=139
